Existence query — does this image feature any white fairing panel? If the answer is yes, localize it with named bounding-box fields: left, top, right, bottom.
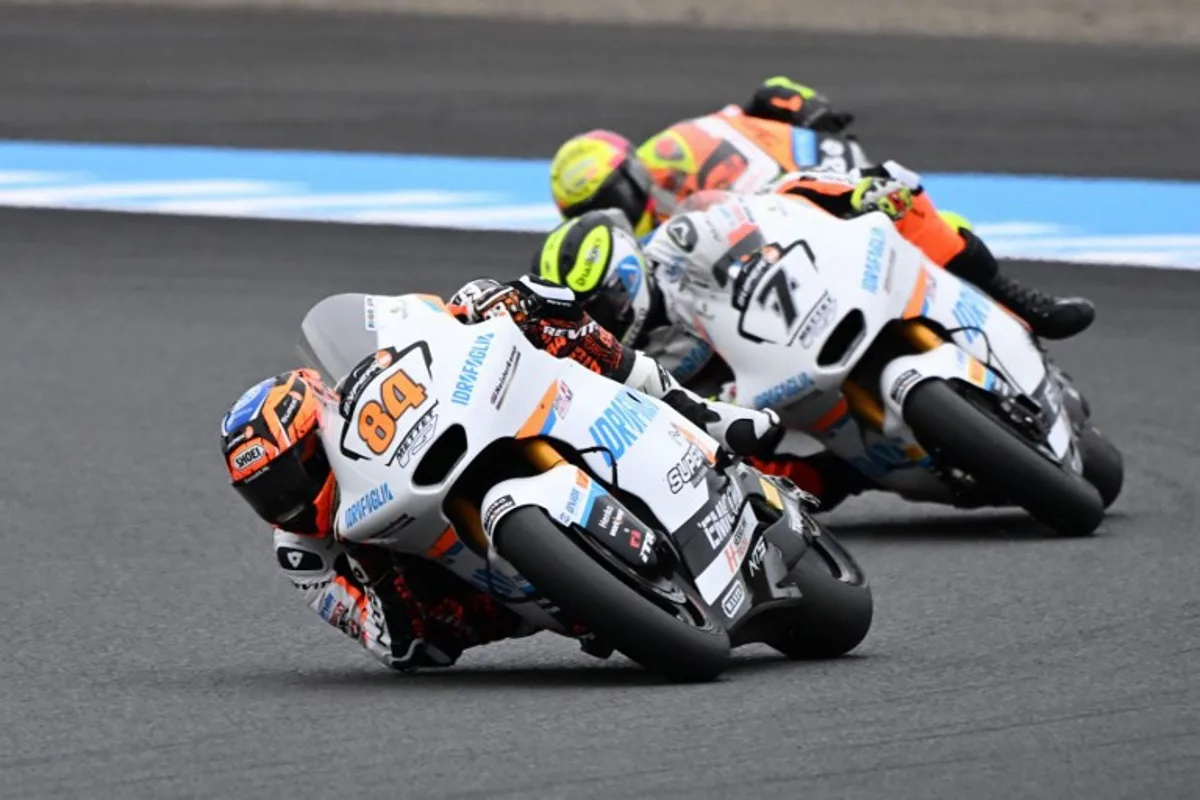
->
left=656, top=192, right=1077, bottom=501
left=296, top=289, right=724, bottom=565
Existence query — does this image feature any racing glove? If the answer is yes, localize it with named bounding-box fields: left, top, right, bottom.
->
left=743, top=76, right=854, bottom=133
left=849, top=175, right=915, bottom=220
left=342, top=543, right=531, bottom=671
left=627, top=352, right=784, bottom=460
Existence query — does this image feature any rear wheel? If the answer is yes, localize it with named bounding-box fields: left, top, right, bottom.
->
left=493, top=507, right=731, bottom=683
left=903, top=379, right=1105, bottom=537
left=767, top=522, right=874, bottom=659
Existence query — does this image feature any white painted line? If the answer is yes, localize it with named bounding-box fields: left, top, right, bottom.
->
left=152, top=190, right=502, bottom=214
left=0, top=180, right=281, bottom=204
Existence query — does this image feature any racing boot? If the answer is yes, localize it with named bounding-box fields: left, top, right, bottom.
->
left=938, top=222, right=1096, bottom=342
left=981, top=272, right=1096, bottom=341
left=752, top=452, right=874, bottom=512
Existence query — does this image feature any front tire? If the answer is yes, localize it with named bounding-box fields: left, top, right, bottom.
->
left=903, top=379, right=1105, bottom=537
left=1079, top=424, right=1124, bottom=509
left=767, top=522, right=874, bottom=660
left=493, top=507, right=731, bottom=683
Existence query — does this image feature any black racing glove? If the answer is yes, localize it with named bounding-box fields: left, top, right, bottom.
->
left=743, top=76, right=854, bottom=133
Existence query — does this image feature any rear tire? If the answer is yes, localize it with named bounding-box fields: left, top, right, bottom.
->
left=493, top=507, right=731, bottom=683
left=903, top=379, right=1105, bottom=537
left=767, top=523, right=874, bottom=660
left=1079, top=424, right=1124, bottom=509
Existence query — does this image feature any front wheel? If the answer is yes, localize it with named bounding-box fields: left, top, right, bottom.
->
left=766, top=521, right=874, bottom=660
left=1079, top=423, right=1124, bottom=509
left=903, top=379, right=1105, bottom=537
left=493, top=507, right=731, bottom=683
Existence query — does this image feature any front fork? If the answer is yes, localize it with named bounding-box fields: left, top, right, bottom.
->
left=840, top=320, right=948, bottom=431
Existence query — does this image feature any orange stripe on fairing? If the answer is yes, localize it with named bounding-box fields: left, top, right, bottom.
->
left=424, top=526, right=459, bottom=559
left=966, top=356, right=987, bottom=386
left=902, top=267, right=931, bottom=319
left=516, top=381, right=560, bottom=439
left=415, top=293, right=448, bottom=312
left=812, top=397, right=850, bottom=434
left=727, top=221, right=759, bottom=246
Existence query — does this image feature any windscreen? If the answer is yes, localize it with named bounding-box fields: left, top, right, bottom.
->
left=295, top=292, right=381, bottom=389
left=678, top=189, right=740, bottom=214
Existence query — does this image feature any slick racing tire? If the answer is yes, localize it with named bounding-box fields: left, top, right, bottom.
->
left=903, top=379, right=1105, bottom=537
left=493, top=507, right=731, bottom=683
left=1078, top=423, right=1124, bottom=509
left=767, top=520, right=874, bottom=660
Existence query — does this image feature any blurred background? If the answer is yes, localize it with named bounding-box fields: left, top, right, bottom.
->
left=1, top=2, right=1197, bottom=798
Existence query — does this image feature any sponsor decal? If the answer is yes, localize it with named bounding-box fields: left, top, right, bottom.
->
left=797, top=291, right=837, bottom=349
left=752, top=372, right=816, bottom=409
left=489, top=347, right=521, bottom=409
left=590, top=498, right=626, bottom=538
left=451, top=332, right=495, bottom=406
left=615, top=253, right=643, bottom=297
left=721, top=580, right=746, bottom=618
left=747, top=535, right=769, bottom=576
left=482, top=494, right=516, bottom=535
left=699, top=482, right=744, bottom=549
left=274, top=389, right=302, bottom=429
left=232, top=443, right=265, bottom=472
left=952, top=282, right=991, bottom=343
left=861, top=226, right=887, bottom=294
left=666, top=442, right=708, bottom=494
left=293, top=577, right=331, bottom=592
left=565, top=485, right=584, bottom=519
left=666, top=217, right=699, bottom=252
left=889, top=368, right=922, bottom=404
left=343, top=482, right=395, bottom=530
left=588, top=391, right=661, bottom=465
left=276, top=547, right=324, bottom=572
left=338, top=349, right=395, bottom=420
left=723, top=511, right=755, bottom=572
left=732, top=259, right=770, bottom=310
left=552, top=380, right=574, bottom=419
left=363, top=295, right=377, bottom=331
left=543, top=320, right=599, bottom=340
left=393, top=408, right=438, bottom=467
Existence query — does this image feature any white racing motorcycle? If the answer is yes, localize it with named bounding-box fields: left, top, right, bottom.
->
left=294, top=291, right=873, bottom=682
left=679, top=193, right=1123, bottom=537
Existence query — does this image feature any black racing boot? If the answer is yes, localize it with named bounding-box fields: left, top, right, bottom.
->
left=983, top=273, right=1096, bottom=340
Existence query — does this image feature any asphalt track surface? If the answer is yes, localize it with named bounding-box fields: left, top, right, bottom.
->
left=2, top=6, right=1198, bottom=799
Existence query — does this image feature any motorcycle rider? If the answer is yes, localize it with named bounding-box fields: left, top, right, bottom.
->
left=219, top=276, right=785, bottom=672
left=548, top=76, right=1094, bottom=342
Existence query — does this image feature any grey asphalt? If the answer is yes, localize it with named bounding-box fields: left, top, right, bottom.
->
left=0, top=5, right=1197, bottom=799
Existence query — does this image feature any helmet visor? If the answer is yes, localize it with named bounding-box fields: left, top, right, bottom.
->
left=232, top=439, right=330, bottom=528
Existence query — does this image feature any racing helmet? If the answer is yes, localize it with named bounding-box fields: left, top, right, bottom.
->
left=535, top=209, right=655, bottom=347
left=220, top=368, right=337, bottom=536
left=549, top=129, right=676, bottom=238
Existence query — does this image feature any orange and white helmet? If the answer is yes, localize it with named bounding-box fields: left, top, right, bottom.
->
left=220, top=368, right=337, bottom=536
